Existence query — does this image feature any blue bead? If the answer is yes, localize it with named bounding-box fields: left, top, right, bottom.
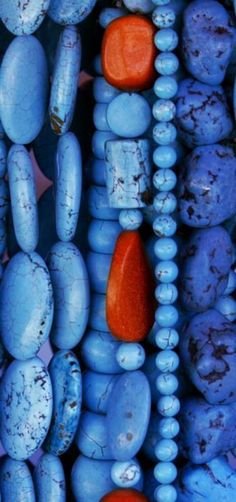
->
left=89, top=293, right=109, bottom=332
left=93, top=103, right=110, bottom=131
left=152, top=6, right=176, bottom=28
left=123, top=0, right=154, bottom=13
left=88, top=219, right=122, bottom=254
left=155, top=283, right=178, bottom=305
left=86, top=252, right=112, bottom=294
left=153, top=146, right=177, bottom=168
left=156, top=373, right=178, bottom=395
left=155, top=260, right=178, bottom=283
left=156, top=350, right=179, bottom=373
left=99, top=8, right=127, bottom=28
left=154, top=462, right=177, bottom=484
left=153, top=192, right=177, bottom=214
left=83, top=371, right=119, bottom=414
left=142, top=411, right=161, bottom=462
left=153, top=100, right=176, bottom=122
left=89, top=157, right=106, bottom=186
left=155, top=53, right=179, bottom=76
left=155, top=305, right=179, bottom=328
left=214, top=295, right=236, bottom=322
left=224, top=270, right=236, bottom=296
left=158, top=395, right=180, bottom=417
left=154, top=238, right=177, bottom=260
left=153, top=215, right=177, bottom=237
left=154, top=28, right=178, bottom=52
left=34, top=454, right=66, bottom=502
left=76, top=411, right=113, bottom=460
left=158, top=417, right=179, bottom=439
left=116, top=343, right=146, bottom=371
left=154, top=76, right=178, bottom=99
left=48, top=0, right=97, bottom=24
left=0, top=0, right=50, bottom=35
left=154, top=484, right=177, bottom=502
left=153, top=169, right=177, bottom=191
left=92, top=131, right=117, bottom=159
left=119, top=209, right=143, bottom=230
left=153, top=122, right=177, bottom=146
left=111, top=460, right=142, bottom=488
left=93, top=77, right=119, bottom=104
left=0, top=457, right=35, bottom=502
left=155, top=328, right=179, bottom=350
left=107, top=93, right=151, bottom=138
left=88, top=185, right=119, bottom=220
left=80, top=330, right=122, bottom=374
left=154, top=438, right=178, bottom=462
left=71, top=456, right=116, bottom=502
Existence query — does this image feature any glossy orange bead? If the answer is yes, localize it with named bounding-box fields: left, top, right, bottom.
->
left=100, top=488, right=149, bottom=502
left=101, top=15, right=157, bottom=91
left=106, top=230, right=156, bottom=342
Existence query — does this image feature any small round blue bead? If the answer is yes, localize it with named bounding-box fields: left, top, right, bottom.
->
left=155, top=328, right=179, bottom=350
left=155, top=350, right=179, bottom=373
left=153, top=100, right=176, bottom=122
left=154, top=29, right=178, bottom=52
left=154, top=484, right=177, bottom=502
left=156, top=373, right=178, bottom=395
left=155, top=283, right=178, bottom=304
left=154, top=438, right=178, bottom=462
left=154, top=238, right=177, bottom=260
left=153, top=146, right=177, bottom=168
left=157, top=417, right=180, bottom=439
left=119, top=209, right=143, bottom=230
left=153, top=215, right=177, bottom=237
left=152, top=6, right=176, bottom=28
left=155, top=260, right=178, bottom=283
left=154, top=76, right=178, bottom=99
left=116, top=343, right=146, bottom=371
left=153, top=192, right=177, bottom=214
left=155, top=53, right=179, bottom=76
left=153, top=122, right=177, bottom=145
left=157, top=395, right=180, bottom=417
left=154, top=461, right=177, bottom=484
left=153, top=169, right=177, bottom=191
left=155, top=305, right=179, bottom=328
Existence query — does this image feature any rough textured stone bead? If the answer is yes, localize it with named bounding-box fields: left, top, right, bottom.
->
left=88, top=186, right=119, bottom=221
left=80, top=330, right=122, bottom=374
left=89, top=293, right=109, bottom=332
left=119, top=210, right=143, bottom=230
left=93, top=77, right=120, bottom=104
left=0, top=457, right=35, bottom=502
left=76, top=411, right=113, bottom=460
left=93, top=104, right=110, bottom=131
left=83, top=371, right=119, bottom=415
left=107, top=93, right=151, bottom=138
left=48, top=0, right=97, bottom=24
left=180, top=226, right=232, bottom=312
left=0, top=0, right=50, bottom=35
left=47, top=241, right=90, bottom=349
left=153, top=169, right=177, bottom=192
left=99, top=8, right=127, bottom=28
left=0, top=35, right=48, bottom=144
left=175, top=79, right=233, bottom=148
left=0, top=251, right=53, bottom=360
left=0, top=357, right=52, bottom=460
left=71, top=456, right=116, bottom=502
left=88, top=219, right=122, bottom=254
left=34, top=454, right=66, bottom=502
left=111, top=459, right=142, bottom=488
left=8, top=145, right=38, bottom=253
left=101, top=489, right=148, bottom=502
left=49, top=26, right=81, bottom=135
left=116, top=343, right=146, bottom=371
left=105, top=139, right=152, bottom=209
left=86, top=251, right=112, bottom=293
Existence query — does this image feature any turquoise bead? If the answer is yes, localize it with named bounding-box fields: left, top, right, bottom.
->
left=111, top=460, right=142, bottom=488
left=88, top=219, right=122, bottom=254
left=0, top=457, right=35, bottom=502
left=76, top=411, right=113, bottom=460
left=153, top=192, right=177, bottom=214
left=119, top=209, right=143, bottom=230
left=83, top=371, right=119, bottom=414
left=153, top=122, right=177, bottom=145
left=88, top=185, right=119, bottom=220
left=86, top=252, right=112, bottom=294
left=92, top=131, right=118, bottom=159
left=153, top=100, right=176, bottom=122
left=155, top=328, right=179, bottom=350
left=154, top=238, right=177, bottom=260
left=34, top=454, right=66, bottom=502
left=153, top=169, right=177, bottom=191
left=153, top=215, right=177, bottom=237
left=154, top=462, right=177, bottom=484
left=99, top=8, right=127, bottom=28
left=106, top=93, right=151, bottom=138
left=71, top=456, right=116, bottom=502
left=156, top=350, right=179, bottom=372
left=154, top=76, right=178, bottom=99
left=155, top=53, right=179, bottom=76
left=156, top=373, right=178, bottom=395
left=154, top=438, right=178, bottom=461
left=152, top=6, right=176, bottom=28
left=89, top=158, right=106, bottom=186
left=155, top=260, right=178, bottom=283
left=0, top=0, right=50, bottom=36
left=89, top=293, right=109, bottom=332
left=153, top=146, right=177, bottom=168
left=155, top=283, right=178, bottom=304
left=154, top=484, right=177, bottom=502
left=48, top=0, right=97, bottom=24
left=155, top=305, right=179, bottom=327
left=80, top=330, right=122, bottom=374
left=93, top=77, right=119, bottom=104
left=158, top=417, right=179, bottom=439
left=154, top=29, right=178, bottom=52
left=116, top=343, right=146, bottom=371
left=214, top=295, right=236, bottom=322
left=124, top=0, right=153, bottom=12
left=157, top=395, right=180, bottom=417
left=93, top=103, right=110, bottom=131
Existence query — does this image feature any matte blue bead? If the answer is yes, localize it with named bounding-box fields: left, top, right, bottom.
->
left=88, top=185, right=119, bottom=220
left=0, top=0, right=50, bottom=35
left=154, top=462, right=177, bottom=484
left=154, top=28, right=178, bottom=52
left=155, top=328, right=179, bottom=350
left=0, top=357, right=52, bottom=460
left=153, top=146, right=177, bottom=168
left=93, top=103, right=110, bottom=131
left=107, top=93, right=151, bottom=138
left=155, top=283, right=178, bottom=305
left=34, top=454, right=66, bottom=502
left=83, top=371, right=119, bottom=414
left=156, top=373, right=178, bottom=395
left=153, top=100, right=176, bottom=122
left=156, top=350, right=179, bottom=373
left=153, top=192, right=177, bottom=214
left=153, top=169, right=177, bottom=191
left=0, top=140, right=7, bottom=177
left=153, top=215, right=177, bottom=237
left=47, top=241, right=90, bottom=349
left=88, top=219, right=122, bottom=254
left=223, top=270, right=236, bottom=296
left=89, top=158, right=106, bottom=186
left=93, top=55, right=103, bottom=75
left=99, top=8, right=127, bottom=28
left=0, top=251, right=53, bottom=360
left=48, top=0, right=97, bottom=24
left=155, top=438, right=178, bottom=461
left=153, top=122, right=177, bottom=146
left=155, top=305, right=179, bottom=327
left=93, top=77, right=120, bottom=104
left=55, top=133, right=82, bottom=242
left=76, top=411, right=113, bottom=460
left=0, top=457, right=35, bottom=502
left=86, top=251, right=112, bottom=293
left=0, top=35, right=48, bottom=144
left=116, top=343, right=146, bottom=371
left=152, top=6, right=176, bottom=28
left=111, top=459, right=142, bottom=488
left=44, top=350, right=82, bottom=455
left=158, top=417, right=179, bottom=439
left=154, top=238, right=177, bottom=260
left=155, top=260, right=178, bottom=283
left=154, top=484, right=177, bottom=502
left=214, top=295, right=236, bottom=322
left=155, top=53, right=179, bottom=75
left=92, top=131, right=118, bottom=160
left=154, top=76, right=178, bottom=99
left=119, top=209, right=143, bottom=230
left=71, top=456, right=116, bottom=502
left=158, top=395, right=180, bottom=417
left=89, top=293, right=109, bottom=332
left=80, top=330, right=122, bottom=374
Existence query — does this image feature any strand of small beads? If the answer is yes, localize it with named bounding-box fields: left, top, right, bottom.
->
left=151, top=2, right=180, bottom=502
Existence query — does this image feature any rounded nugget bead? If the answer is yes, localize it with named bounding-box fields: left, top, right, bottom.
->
left=153, top=146, right=177, bottom=168
left=156, top=350, right=179, bottom=372
left=154, top=484, right=177, bottom=502
left=158, top=417, right=179, bottom=439
left=93, top=103, right=110, bottom=131
left=154, top=76, right=178, bottom=99
left=157, top=395, right=180, bottom=417
left=154, top=462, right=177, bottom=484
left=155, top=53, right=179, bottom=76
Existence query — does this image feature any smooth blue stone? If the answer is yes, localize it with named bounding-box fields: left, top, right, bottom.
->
left=154, top=76, right=178, bottom=99
left=180, top=226, right=232, bottom=312
left=116, top=343, right=146, bottom=371
left=71, top=456, right=116, bottom=502
left=179, top=144, right=236, bottom=227
left=154, top=461, right=177, bottom=485
left=153, top=145, right=177, bottom=168
left=107, top=371, right=151, bottom=461
left=88, top=185, right=119, bottom=220
left=154, top=485, right=177, bottom=502
left=215, top=295, right=236, bottom=322
left=99, top=8, right=127, bottom=28
left=111, top=459, right=142, bottom=488
left=154, top=52, right=179, bottom=75
left=0, top=140, right=7, bottom=177
left=89, top=158, right=106, bottom=186
left=48, top=0, right=97, bottom=24
left=0, top=35, right=48, bottom=144
left=8, top=145, right=38, bottom=253
left=86, top=252, right=112, bottom=294
left=34, top=454, right=66, bottom=502
left=50, top=26, right=81, bottom=135
left=44, top=350, right=82, bottom=455
left=153, top=122, right=177, bottom=146
left=154, top=28, right=178, bottom=52
left=89, top=294, right=109, bottom=332
left=93, top=77, right=120, bottom=104
left=176, top=79, right=233, bottom=148
left=83, top=371, right=119, bottom=415
left=55, top=132, right=82, bottom=242
left=0, top=179, right=8, bottom=220
left=155, top=437, right=178, bottom=461
left=92, top=131, right=118, bottom=160
left=123, top=0, right=153, bottom=13
left=0, top=0, right=50, bottom=35
left=0, top=457, right=35, bottom=502
left=119, top=209, right=143, bottom=230
left=182, top=0, right=234, bottom=85
left=88, top=219, right=122, bottom=254
left=93, top=104, right=110, bottom=131
left=75, top=411, right=114, bottom=460
left=47, top=241, right=90, bottom=349
left=0, top=357, right=52, bottom=460
left=107, top=93, right=151, bottom=138
left=153, top=99, right=176, bottom=122
left=0, top=251, right=53, bottom=360
left=80, top=330, right=122, bottom=374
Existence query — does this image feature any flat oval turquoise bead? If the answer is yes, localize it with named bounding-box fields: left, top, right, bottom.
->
left=89, top=158, right=106, bottom=186
left=83, top=371, right=119, bottom=414
left=48, top=0, right=97, bottom=25
left=0, top=140, right=7, bottom=177
left=80, top=330, right=122, bottom=374
left=107, top=371, right=151, bottom=460
left=75, top=411, right=114, bottom=460
left=93, top=77, right=120, bottom=104
left=47, top=241, right=90, bottom=349
left=89, top=293, right=109, bottom=332
left=55, top=132, right=82, bottom=242
left=34, top=454, right=66, bottom=502
left=0, top=457, right=35, bottom=502
left=107, top=93, right=151, bottom=138
left=44, top=350, right=82, bottom=455
left=86, top=252, right=112, bottom=294
left=8, top=145, right=38, bottom=253
left=88, top=186, right=119, bottom=220
left=0, top=357, right=52, bottom=460
left=50, top=26, right=81, bottom=135
left=0, top=0, right=50, bottom=35
left=0, top=35, right=48, bottom=144
left=88, top=219, right=122, bottom=254
left=0, top=251, right=53, bottom=360
left=71, top=456, right=116, bottom=502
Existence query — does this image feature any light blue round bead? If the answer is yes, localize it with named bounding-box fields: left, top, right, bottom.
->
left=154, top=28, right=178, bottom=52
left=153, top=100, right=176, bottom=122
left=152, top=6, right=176, bottom=28
left=153, top=192, right=177, bottom=214
left=154, top=76, right=178, bottom=99
left=83, top=371, right=119, bottom=414
left=107, top=93, right=151, bottom=138
left=0, top=0, right=50, bottom=36
left=154, top=462, right=177, bottom=484
left=0, top=457, right=35, bottom=502
left=156, top=373, right=178, bottom=395
left=155, top=260, right=178, bottom=283
left=155, top=305, right=179, bottom=328
left=154, top=438, right=178, bottom=461
left=153, top=122, right=177, bottom=146
left=111, top=460, right=142, bottom=488
left=89, top=158, right=106, bottom=186
left=153, top=215, right=177, bottom=237
left=93, top=55, right=103, bottom=75
left=155, top=283, right=178, bottom=305
left=224, top=270, right=236, bottom=296
left=93, top=103, right=110, bottom=131
left=75, top=411, right=113, bottom=460
left=92, top=131, right=117, bottom=159
left=123, top=0, right=154, bottom=13
left=86, top=252, right=112, bottom=294
left=155, top=53, right=179, bottom=76
left=214, top=295, right=236, bottom=322
left=93, top=77, right=119, bottom=104
left=48, top=0, right=97, bottom=24
left=99, top=8, right=127, bottom=28
left=116, top=343, right=146, bottom=371
left=154, top=484, right=177, bottom=502
left=156, top=350, right=179, bottom=373
left=153, top=169, right=177, bottom=191
left=88, top=185, right=119, bottom=220
left=154, top=238, right=177, bottom=260
left=155, top=328, right=179, bottom=350
left=89, top=293, right=109, bottom=332
left=34, top=454, right=66, bottom=502
left=153, top=146, right=177, bottom=168
left=157, top=395, right=180, bottom=417
left=119, top=209, right=143, bottom=230
left=158, top=417, right=179, bottom=439
left=80, top=330, right=122, bottom=374
left=88, top=219, right=122, bottom=254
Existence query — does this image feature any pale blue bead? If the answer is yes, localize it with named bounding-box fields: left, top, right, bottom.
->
left=92, top=131, right=118, bottom=159
left=93, top=104, right=110, bottom=131
left=116, top=343, right=146, bottom=371
left=153, top=100, right=176, bottom=122
left=80, top=330, right=122, bottom=374
left=155, top=438, right=178, bottom=461
left=153, top=169, right=177, bottom=191
left=75, top=411, right=113, bottom=460
left=152, top=6, right=176, bottom=28
left=155, top=283, right=178, bottom=305
left=89, top=294, right=109, bottom=332
left=224, top=270, right=236, bottom=296
left=93, top=55, right=103, bottom=75
left=99, top=8, right=127, bottom=28
left=158, top=417, right=179, bottom=439
left=123, top=0, right=154, bottom=13
left=0, top=457, right=36, bottom=502
left=155, top=305, right=179, bottom=327
left=155, top=53, right=179, bottom=76
left=156, top=373, right=178, bottom=395
left=153, top=146, right=177, bottom=168
left=71, top=456, right=116, bottom=502
left=153, top=122, right=177, bottom=145
left=154, top=462, right=177, bottom=484
left=111, top=460, right=142, bottom=488
left=86, top=252, right=112, bottom=294
left=93, top=77, right=119, bottom=104
left=155, top=260, right=178, bottom=283
left=88, top=185, right=119, bottom=220
left=48, top=0, right=97, bottom=24
left=214, top=295, right=236, bottom=322
left=88, top=219, right=122, bottom=254
left=34, top=454, right=66, bottom=502
left=0, top=0, right=50, bottom=35
left=154, top=77, right=178, bottom=99
left=154, top=28, right=178, bottom=52
left=154, top=238, right=177, bottom=260
left=154, top=484, right=177, bottom=502
left=107, top=93, right=152, bottom=138
left=156, top=350, right=179, bottom=373
left=153, top=215, right=177, bottom=237
left=157, top=395, right=180, bottom=417
left=0, top=140, right=7, bottom=177
left=83, top=371, right=119, bottom=414
left=153, top=192, right=177, bottom=214
left=119, top=209, right=143, bottom=230
left=90, top=158, right=106, bottom=186
left=155, top=328, right=179, bottom=350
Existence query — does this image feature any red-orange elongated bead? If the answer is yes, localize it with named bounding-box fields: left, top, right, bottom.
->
left=100, top=488, right=149, bottom=502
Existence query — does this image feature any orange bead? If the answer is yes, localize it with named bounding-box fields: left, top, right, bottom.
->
left=100, top=488, right=149, bottom=502
left=101, top=15, right=157, bottom=91
left=106, top=231, right=156, bottom=342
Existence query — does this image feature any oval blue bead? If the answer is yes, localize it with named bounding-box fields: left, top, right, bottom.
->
left=88, top=219, right=122, bottom=254
left=0, top=35, right=48, bottom=144
left=116, top=343, right=146, bottom=371
left=99, top=8, right=127, bottom=28
left=83, top=371, right=119, bottom=414
left=92, top=131, right=118, bottom=160
left=8, top=145, right=38, bottom=253
left=89, top=158, right=107, bottom=186
left=50, top=26, right=81, bottom=135
left=89, top=294, right=109, bottom=332
left=55, top=132, right=82, bottom=242
left=48, top=0, right=96, bottom=24
left=107, top=371, right=151, bottom=460
left=123, top=0, right=153, bottom=13
left=107, top=93, right=151, bottom=138
left=0, top=457, right=35, bottom=502
left=88, top=186, right=119, bottom=220
left=34, top=454, right=66, bottom=502
left=0, top=140, right=7, bottom=177
left=111, top=459, right=142, bottom=488
left=86, top=252, right=112, bottom=294
left=47, top=241, right=90, bottom=349
left=80, top=330, right=122, bottom=374
left=0, top=251, right=53, bottom=360
left=0, top=357, right=52, bottom=460
left=76, top=411, right=114, bottom=460
left=71, top=456, right=116, bottom=502
left=0, top=0, right=50, bottom=35
left=44, top=350, right=82, bottom=455
left=93, top=77, right=120, bottom=104
left=93, top=103, right=110, bottom=131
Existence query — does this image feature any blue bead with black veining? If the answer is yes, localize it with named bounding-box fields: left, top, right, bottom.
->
left=83, top=370, right=119, bottom=414
left=48, top=0, right=97, bottom=25
left=71, top=456, right=116, bottom=502
left=0, top=0, right=50, bottom=35
left=0, top=457, right=35, bottom=502
left=75, top=411, right=114, bottom=460
left=34, top=454, right=66, bottom=502
left=88, top=219, right=122, bottom=254
left=80, top=329, right=122, bottom=374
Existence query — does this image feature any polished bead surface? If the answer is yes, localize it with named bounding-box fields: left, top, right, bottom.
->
left=107, top=93, right=151, bottom=138
left=153, top=100, right=176, bottom=122
left=158, top=395, right=180, bottom=417
left=155, top=260, right=178, bottom=283
left=80, top=329, right=122, bottom=374
left=154, top=462, right=177, bottom=484
left=93, top=77, right=120, bottom=104
left=154, top=29, right=178, bottom=52
left=153, top=122, right=177, bottom=145
left=123, top=0, right=153, bottom=13
left=83, top=371, right=119, bottom=415
left=155, top=284, right=178, bottom=304
left=86, top=251, right=112, bottom=293
left=155, top=438, right=178, bottom=461
left=153, top=146, right=177, bottom=168
left=154, top=192, right=177, bottom=214
left=119, top=210, right=143, bottom=230
left=156, top=373, right=178, bottom=395
left=34, top=454, right=66, bottom=502
left=153, top=215, right=177, bottom=237
left=154, top=76, right=178, bottom=99
left=155, top=328, right=179, bottom=350
left=156, top=350, right=179, bottom=373
left=88, top=186, right=119, bottom=220
left=71, top=456, right=116, bottom=502
left=76, top=411, right=113, bottom=460
left=48, top=0, right=97, bottom=24
left=154, top=238, right=177, bottom=260
left=154, top=484, right=177, bottom=502
left=111, top=459, right=142, bottom=488
left=0, top=0, right=50, bottom=35
left=155, top=305, right=178, bottom=327
left=154, top=52, right=179, bottom=75
left=158, top=417, right=179, bottom=439
left=93, top=103, right=110, bottom=131
left=153, top=169, right=177, bottom=192
left=116, top=343, right=146, bottom=371
left=0, top=457, right=35, bottom=502
left=88, top=219, right=122, bottom=254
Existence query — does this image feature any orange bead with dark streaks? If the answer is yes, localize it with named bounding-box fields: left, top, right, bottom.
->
left=100, top=488, right=149, bottom=502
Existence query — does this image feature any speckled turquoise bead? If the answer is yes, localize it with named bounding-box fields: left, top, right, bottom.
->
left=88, top=219, right=122, bottom=254
left=154, top=238, right=177, bottom=261
left=99, top=8, right=126, bottom=28
left=155, top=305, right=178, bottom=327
left=48, top=0, right=97, bottom=24
left=155, top=53, right=179, bottom=76
left=89, top=158, right=106, bottom=186
left=86, top=252, right=112, bottom=293
left=154, top=29, right=178, bottom=52
left=156, top=350, right=179, bottom=373
left=0, top=457, right=35, bottom=502
left=153, top=100, right=176, bottom=122
left=153, top=146, right=177, bottom=168
left=155, top=438, right=178, bottom=462
left=153, top=169, right=177, bottom=191
left=152, top=6, right=176, bottom=28
left=153, top=192, right=177, bottom=214
left=0, top=140, right=7, bottom=177
left=71, top=456, right=116, bottom=502
left=106, top=93, right=152, bottom=138
left=83, top=371, right=119, bottom=414
left=81, top=330, right=122, bottom=374
left=0, top=0, right=50, bottom=35
left=92, top=131, right=118, bottom=159
left=153, top=122, right=177, bottom=145
left=76, top=411, right=113, bottom=460
left=155, top=328, right=179, bottom=350
left=154, top=77, right=178, bottom=99
left=155, top=260, right=178, bottom=283
left=157, top=395, right=180, bottom=417
left=155, top=284, right=178, bottom=304
left=153, top=215, right=177, bottom=237
left=111, top=459, right=142, bottom=488
left=34, top=454, right=66, bottom=502
left=49, top=26, right=81, bottom=135
left=116, top=343, right=146, bottom=371
left=154, top=484, right=177, bottom=502
left=89, top=293, right=109, bottom=332
left=214, top=295, right=236, bottom=322
left=158, top=417, right=179, bottom=439
left=156, top=373, right=178, bottom=395
left=93, top=77, right=120, bottom=104
left=154, top=462, right=177, bottom=484
left=119, top=209, right=143, bottom=230
left=93, top=104, right=110, bottom=131
left=88, top=186, right=119, bottom=220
